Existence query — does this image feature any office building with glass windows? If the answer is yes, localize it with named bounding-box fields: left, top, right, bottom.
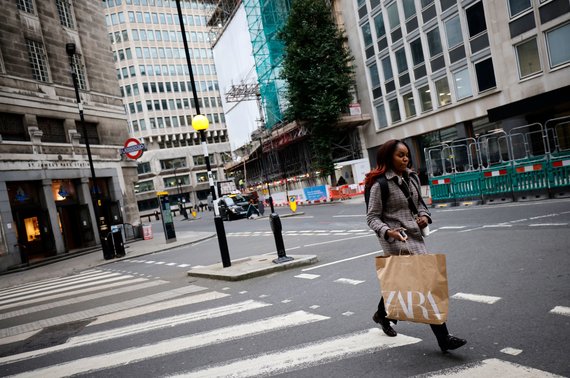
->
left=102, top=0, right=232, bottom=213
left=348, top=0, right=569, bottom=182
left=0, top=0, right=139, bottom=271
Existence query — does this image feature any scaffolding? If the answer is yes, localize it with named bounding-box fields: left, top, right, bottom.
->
left=242, top=0, right=290, bottom=129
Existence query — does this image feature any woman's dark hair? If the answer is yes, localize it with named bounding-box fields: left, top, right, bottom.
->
left=364, top=139, right=412, bottom=188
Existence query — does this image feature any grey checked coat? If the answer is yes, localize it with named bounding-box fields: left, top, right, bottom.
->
left=366, top=169, right=432, bottom=255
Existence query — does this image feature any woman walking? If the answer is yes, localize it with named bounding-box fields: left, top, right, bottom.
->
left=365, top=139, right=466, bottom=352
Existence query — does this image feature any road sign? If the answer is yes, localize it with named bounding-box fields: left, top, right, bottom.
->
left=121, top=138, right=145, bottom=160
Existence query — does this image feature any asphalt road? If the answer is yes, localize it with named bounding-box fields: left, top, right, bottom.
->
left=1, top=198, right=569, bottom=377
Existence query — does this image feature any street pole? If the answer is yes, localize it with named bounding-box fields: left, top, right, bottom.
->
left=66, top=43, right=113, bottom=260
left=176, top=0, right=230, bottom=267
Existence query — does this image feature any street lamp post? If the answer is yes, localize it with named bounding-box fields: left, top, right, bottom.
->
left=176, top=1, right=230, bottom=267
left=66, top=43, right=114, bottom=260
left=192, top=115, right=231, bottom=267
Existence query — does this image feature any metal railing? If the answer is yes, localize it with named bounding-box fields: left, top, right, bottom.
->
left=426, top=117, right=570, bottom=204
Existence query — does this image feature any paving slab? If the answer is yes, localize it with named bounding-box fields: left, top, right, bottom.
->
left=187, top=254, right=318, bottom=281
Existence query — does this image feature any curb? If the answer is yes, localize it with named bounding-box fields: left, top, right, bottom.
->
left=187, top=254, right=318, bottom=281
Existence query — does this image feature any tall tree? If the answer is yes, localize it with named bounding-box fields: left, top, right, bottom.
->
left=279, top=0, right=354, bottom=178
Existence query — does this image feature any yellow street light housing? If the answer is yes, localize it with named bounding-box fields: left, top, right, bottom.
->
left=192, top=114, right=209, bottom=131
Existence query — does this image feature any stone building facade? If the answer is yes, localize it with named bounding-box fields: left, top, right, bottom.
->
left=0, top=0, right=139, bottom=271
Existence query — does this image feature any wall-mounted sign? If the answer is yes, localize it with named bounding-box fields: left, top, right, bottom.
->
left=121, top=138, right=145, bottom=160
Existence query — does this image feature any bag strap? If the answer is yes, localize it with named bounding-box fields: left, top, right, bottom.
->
left=395, top=174, right=425, bottom=216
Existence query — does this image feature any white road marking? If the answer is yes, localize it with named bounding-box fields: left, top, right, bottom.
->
left=529, top=213, right=558, bottom=219
left=302, top=251, right=381, bottom=272
left=0, top=270, right=109, bottom=298
left=451, top=293, right=501, bottom=304
left=332, top=215, right=363, bottom=217
left=282, top=215, right=314, bottom=219
left=500, top=347, right=523, bottom=356
left=239, top=291, right=248, bottom=294
left=7, top=311, right=328, bottom=377
left=438, top=226, right=466, bottom=229
left=303, top=233, right=375, bottom=248
left=0, top=272, right=123, bottom=303
left=173, top=328, right=421, bottom=378
left=529, top=223, right=568, bottom=227
left=0, top=278, right=154, bottom=319
left=0, top=329, right=41, bottom=346
left=0, top=300, right=272, bottom=365
left=342, top=311, right=354, bottom=316
left=310, top=305, right=320, bottom=309
left=88, top=290, right=225, bottom=326
left=334, top=278, right=365, bottom=285
left=0, top=276, right=152, bottom=312
left=419, top=358, right=563, bottom=377
left=295, top=273, right=320, bottom=280
left=282, top=299, right=292, bottom=303
left=177, top=264, right=191, bottom=268
left=549, top=306, right=570, bottom=316
left=482, top=224, right=512, bottom=228
left=166, top=263, right=177, bottom=266
left=330, top=230, right=346, bottom=232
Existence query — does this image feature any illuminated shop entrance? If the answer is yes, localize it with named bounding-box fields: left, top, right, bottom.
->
left=52, top=179, right=94, bottom=251
left=7, top=182, right=55, bottom=263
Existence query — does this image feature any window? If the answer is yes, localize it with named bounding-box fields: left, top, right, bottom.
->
left=164, top=175, right=189, bottom=188
left=71, top=53, right=87, bottom=90
left=369, top=63, right=382, bottom=98
left=475, top=58, right=496, bottom=92
left=516, top=38, right=541, bottom=78
left=435, top=77, right=451, bottom=106
left=453, top=67, right=472, bottom=99
left=445, top=16, right=463, bottom=49
left=361, top=23, right=373, bottom=48
left=135, top=180, right=154, bottom=193
left=387, top=2, right=400, bottom=30
left=26, top=40, right=49, bottom=82
left=402, top=0, right=416, bottom=19
left=137, top=162, right=151, bottom=174
left=17, top=0, right=34, bottom=13
left=56, top=0, right=74, bottom=28
left=395, top=48, right=408, bottom=74
left=160, top=157, right=186, bottom=170
left=193, top=154, right=214, bottom=166
left=508, top=0, right=531, bottom=18
left=374, top=13, right=386, bottom=39
left=419, top=84, right=432, bottom=112
left=410, top=38, right=425, bottom=66
left=197, top=171, right=217, bottom=183
left=402, top=92, right=416, bottom=118
left=375, top=104, right=388, bottom=130
left=466, top=2, right=487, bottom=37
left=427, top=28, right=443, bottom=57
left=546, top=23, right=570, bottom=68
left=389, top=98, right=401, bottom=123
left=382, top=56, right=393, bottom=81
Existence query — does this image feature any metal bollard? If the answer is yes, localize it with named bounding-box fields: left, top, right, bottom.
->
left=269, top=213, right=293, bottom=264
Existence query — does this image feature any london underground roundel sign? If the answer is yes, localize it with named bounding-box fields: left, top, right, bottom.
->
left=121, top=138, right=145, bottom=160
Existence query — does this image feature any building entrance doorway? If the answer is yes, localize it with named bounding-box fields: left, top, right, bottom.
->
left=13, top=209, right=56, bottom=264
left=57, top=204, right=95, bottom=251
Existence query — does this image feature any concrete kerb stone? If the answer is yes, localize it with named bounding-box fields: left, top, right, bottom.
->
left=187, top=254, right=318, bottom=281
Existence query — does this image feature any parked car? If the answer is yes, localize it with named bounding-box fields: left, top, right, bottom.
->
left=215, top=197, right=247, bottom=221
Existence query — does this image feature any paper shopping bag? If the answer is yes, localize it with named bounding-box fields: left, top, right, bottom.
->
left=375, top=254, right=449, bottom=325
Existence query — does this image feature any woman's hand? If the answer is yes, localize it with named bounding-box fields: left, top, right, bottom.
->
left=416, top=216, right=429, bottom=229
left=387, top=228, right=407, bottom=241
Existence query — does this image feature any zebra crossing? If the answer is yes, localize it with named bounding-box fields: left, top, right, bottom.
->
left=0, top=270, right=564, bottom=377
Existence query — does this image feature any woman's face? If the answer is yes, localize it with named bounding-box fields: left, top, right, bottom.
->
left=392, top=143, right=410, bottom=174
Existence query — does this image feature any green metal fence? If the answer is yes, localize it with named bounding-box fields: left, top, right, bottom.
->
left=426, top=117, right=570, bottom=204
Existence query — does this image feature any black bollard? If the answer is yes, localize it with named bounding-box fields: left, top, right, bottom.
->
left=269, top=213, right=293, bottom=264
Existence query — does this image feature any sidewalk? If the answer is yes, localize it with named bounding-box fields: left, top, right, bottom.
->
left=0, top=210, right=313, bottom=289
left=0, top=231, right=215, bottom=290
